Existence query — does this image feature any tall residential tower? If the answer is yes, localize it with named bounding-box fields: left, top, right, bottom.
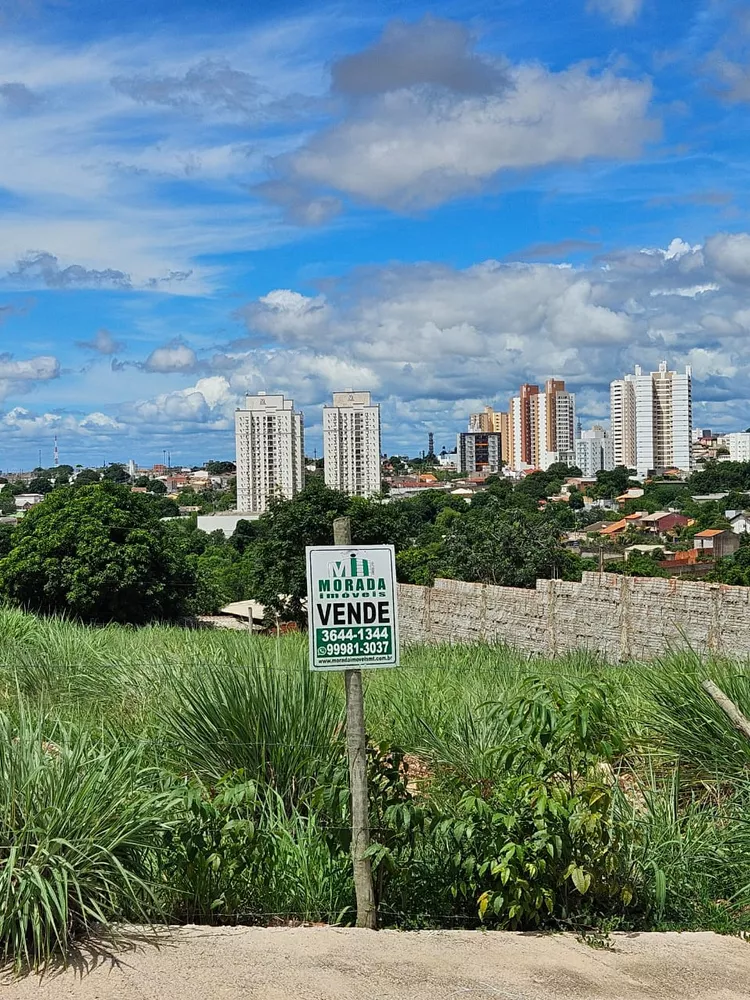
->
left=323, top=390, right=382, bottom=497
left=234, top=392, right=304, bottom=512
left=507, top=379, right=576, bottom=471
left=610, top=362, right=692, bottom=478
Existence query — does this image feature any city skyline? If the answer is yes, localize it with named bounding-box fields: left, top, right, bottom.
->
left=0, top=1, right=748, bottom=468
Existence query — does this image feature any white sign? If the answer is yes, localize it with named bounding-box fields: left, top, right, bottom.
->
left=306, top=544, right=399, bottom=671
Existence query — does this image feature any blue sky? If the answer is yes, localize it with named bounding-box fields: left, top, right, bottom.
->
left=0, top=0, right=749, bottom=468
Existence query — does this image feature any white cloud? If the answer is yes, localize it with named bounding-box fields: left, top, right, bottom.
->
left=262, top=17, right=657, bottom=214
left=586, top=0, right=644, bottom=25
left=6, top=229, right=750, bottom=456
left=0, top=355, right=59, bottom=381
left=0, top=406, right=126, bottom=437
left=704, top=232, right=750, bottom=283
left=126, top=376, right=234, bottom=426
left=143, top=342, right=199, bottom=373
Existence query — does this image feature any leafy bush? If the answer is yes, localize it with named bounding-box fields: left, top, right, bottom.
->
left=0, top=713, right=172, bottom=969
left=163, top=774, right=352, bottom=925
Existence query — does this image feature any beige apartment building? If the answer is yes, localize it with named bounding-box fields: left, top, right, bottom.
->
left=323, top=390, right=382, bottom=497
left=610, top=363, right=692, bottom=478
left=234, top=392, right=305, bottom=512
left=507, top=378, right=576, bottom=471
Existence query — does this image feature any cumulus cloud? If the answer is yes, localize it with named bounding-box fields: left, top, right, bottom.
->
left=8, top=229, right=750, bottom=454
left=142, top=341, right=199, bottom=373
left=212, top=229, right=750, bottom=446
left=704, top=232, right=750, bottom=283
left=7, top=252, right=131, bottom=290
left=261, top=18, right=657, bottom=214
left=0, top=354, right=59, bottom=381
left=0, top=81, right=42, bottom=112
left=126, top=376, right=233, bottom=426
left=0, top=406, right=125, bottom=437
left=331, top=17, right=509, bottom=97
left=586, top=0, right=644, bottom=25
left=0, top=354, right=60, bottom=403
left=75, top=328, right=126, bottom=355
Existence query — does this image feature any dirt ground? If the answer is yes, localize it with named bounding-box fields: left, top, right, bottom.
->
left=3, top=926, right=750, bottom=1000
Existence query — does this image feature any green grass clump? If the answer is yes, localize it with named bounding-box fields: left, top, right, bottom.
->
left=0, top=711, right=172, bottom=970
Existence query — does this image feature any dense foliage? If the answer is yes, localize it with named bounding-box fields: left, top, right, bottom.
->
left=0, top=482, right=192, bottom=623
left=1, top=612, right=750, bottom=967
left=3, top=457, right=750, bottom=625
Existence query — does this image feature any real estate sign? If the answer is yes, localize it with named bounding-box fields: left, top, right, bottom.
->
left=306, top=544, right=399, bottom=671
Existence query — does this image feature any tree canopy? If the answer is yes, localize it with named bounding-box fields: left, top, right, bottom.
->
left=0, top=482, right=197, bottom=623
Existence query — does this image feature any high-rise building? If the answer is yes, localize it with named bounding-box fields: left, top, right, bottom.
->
left=456, top=432, right=502, bottom=475
left=575, top=426, right=615, bottom=478
left=234, top=392, right=304, bottom=512
left=323, top=390, right=382, bottom=497
left=507, top=379, right=576, bottom=471
left=727, top=432, right=750, bottom=463
left=609, top=362, right=692, bottom=478
left=468, top=405, right=509, bottom=464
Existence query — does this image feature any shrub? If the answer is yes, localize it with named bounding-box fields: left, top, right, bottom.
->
left=0, top=713, right=173, bottom=969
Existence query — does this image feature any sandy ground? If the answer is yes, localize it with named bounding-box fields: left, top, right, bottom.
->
left=2, top=926, right=750, bottom=1000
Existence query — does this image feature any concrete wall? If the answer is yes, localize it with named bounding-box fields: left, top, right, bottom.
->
left=397, top=571, right=750, bottom=661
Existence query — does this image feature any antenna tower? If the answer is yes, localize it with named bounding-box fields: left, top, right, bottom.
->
left=54, top=435, right=59, bottom=468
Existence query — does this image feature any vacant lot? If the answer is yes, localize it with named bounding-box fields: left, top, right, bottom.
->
left=3, top=609, right=750, bottom=969
left=4, top=927, right=750, bottom=1000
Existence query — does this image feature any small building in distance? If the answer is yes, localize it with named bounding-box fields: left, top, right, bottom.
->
left=456, top=432, right=502, bottom=475
left=693, top=529, right=741, bottom=561
left=728, top=512, right=750, bottom=534
left=638, top=511, right=691, bottom=534
left=14, top=493, right=45, bottom=511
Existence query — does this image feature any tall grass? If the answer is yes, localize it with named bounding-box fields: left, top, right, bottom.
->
left=1, top=606, right=750, bottom=965
left=0, top=711, right=172, bottom=970
left=158, top=646, right=345, bottom=805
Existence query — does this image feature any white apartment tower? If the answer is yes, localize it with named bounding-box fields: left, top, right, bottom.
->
left=323, top=390, right=382, bottom=497
left=610, top=363, right=692, bottom=478
left=575, top=426, right=615, bottom=478
left=727, top=433, right=750, bottom=463
left=234, top=392, right=304, bottom=512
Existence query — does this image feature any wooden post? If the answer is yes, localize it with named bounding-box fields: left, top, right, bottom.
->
left=333, top=516, right=377, bottom=929
left=701, top=679, right=750, bottom=743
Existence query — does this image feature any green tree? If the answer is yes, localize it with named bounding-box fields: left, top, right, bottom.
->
left=590, top=466, right=635, bottom=500
left=73, top=468, right=101, bottom=486
left=689, top=461, right=750, bottom=494
left=205, top=461, right=236, bottom=476
left=245, top=478, right=350, bottom=623
left=102, top=462, right=130, bottom=484
left=0, top=491, right=16, bottom=515
left=27, top=477, right=54, bottom=495
left=445, top=505, right=572, bottom=587
left=0, top=482, right=197, bottom=623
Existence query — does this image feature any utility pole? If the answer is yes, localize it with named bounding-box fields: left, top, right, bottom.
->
left=332, top=516, right=377, bottom=929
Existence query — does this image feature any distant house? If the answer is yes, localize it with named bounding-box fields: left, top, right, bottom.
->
left=14, top=493, right=45, bottom=511
left=694, top=529, right=740, bottom=561
left=638, top=511, right=691, bottom=535
left=598, top=512, right=647, bottom=537
left=616, top=488, right=645, bottom=505
left=728, top=512, right=750, bottom=535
